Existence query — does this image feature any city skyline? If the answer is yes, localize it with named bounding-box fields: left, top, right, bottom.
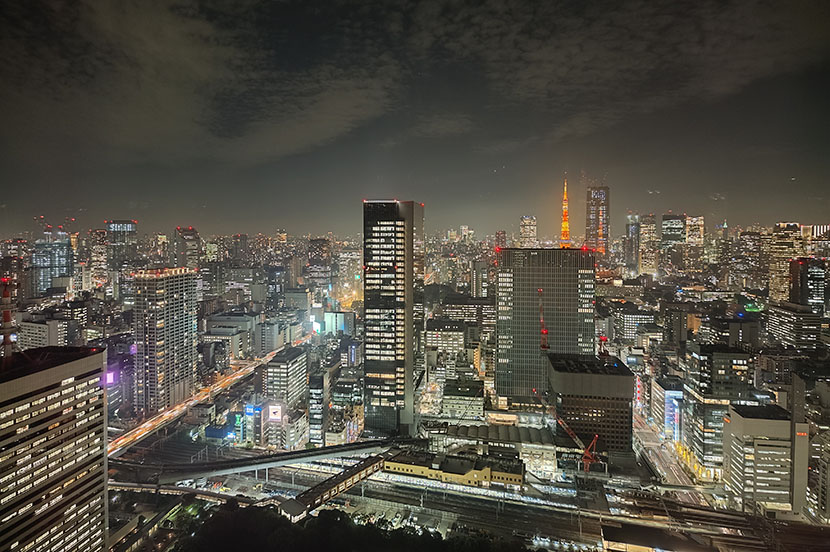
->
left=1, top=1, right=829, bottom=236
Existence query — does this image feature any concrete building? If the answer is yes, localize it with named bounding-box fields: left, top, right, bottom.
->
left=723, top=404, right=808, bottom=516
left=362, top=200, right=424, bottom=435
left=425, top=319, right=466, bottom=356
left=496, top=248, right=595, bottom=407
left=133, top=268, right=198, bottom=416
left=548, top=354, right=635, bottom=453
left=519, top=215, right=538, bottom=248
left=174, top=226, right=202, bottom=269
left=441, top=379, right=485, bottom=420
left=638, top=214, right=658, bottom=276
left=767, top=302, right=821, bottom=350
left=257, top=346, right=307, bottom=410
left=105, top=219, right=138, bottom=267
left=0, top=347, right=107, bottom=552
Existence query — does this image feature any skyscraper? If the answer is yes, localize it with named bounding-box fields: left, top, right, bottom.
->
left=769, top=222, right=804, bottom=303
left=519, top=215, right=538, bottom=248
left=89, top=228, right=108, bottom=288
left=0, top=347, right=108, bottom=552
left=133, top=268, right=198, bottom=416
left=638, top=214, right=658, bottom=276
left=585, top=186, right=610, bottom=254
left=495, top=248, right=595, bottom=407
left=789, top=257, right=826, bottom=316
left=661, top=213, right=686, bottom=249
left=31, top=238, right=73, bottom=296
left=623, top=214, right=640, bottom=274
left=307, top=237, right=333, bottom=289
left=105, top=219, right=138, bottom=267
left=174, top=226, right=202, bottom=269
left=560, top=178, right=571, bottom=248
left=362, top=200, right=424, bottom=435
left=495, top=230, right=507, bottom=249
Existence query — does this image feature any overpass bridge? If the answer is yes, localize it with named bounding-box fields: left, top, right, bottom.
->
left=109, top=438, right=422, bottom=484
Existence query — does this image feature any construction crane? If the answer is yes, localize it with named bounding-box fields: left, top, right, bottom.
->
left=538, top=288, right=549, bottom=350
left=533, top=387, right=600, bottom=473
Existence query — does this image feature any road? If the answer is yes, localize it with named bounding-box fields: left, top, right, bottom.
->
left=633, top=414, right=709, bottom=507
left=107, top=348, right=284, bottom=458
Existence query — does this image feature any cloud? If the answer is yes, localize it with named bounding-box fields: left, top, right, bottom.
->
left=1, top=0, right=828, bottom=172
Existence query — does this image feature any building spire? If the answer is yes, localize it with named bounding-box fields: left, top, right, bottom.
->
left=560, top=176, right=571, bottom=248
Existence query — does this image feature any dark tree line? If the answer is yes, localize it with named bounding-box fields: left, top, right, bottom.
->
left=175, top=502, right=532, bottom=552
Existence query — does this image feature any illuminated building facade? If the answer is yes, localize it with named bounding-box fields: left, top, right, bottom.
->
left=105, top=219, right=137, bottom=268
left=133, top=268, right=198, bottom=416
left=638, top=214, right=658, bottom=276
left=495, top=248, right=595, bottom=406
left=585, top=186, right=609, bottom=254
left=174, top=226, right=202, bottom=269
left=723, top=404, right=808, bottom=515
left=362, top=200, right=424, bottom=435
left=661, top=213, right=686, bottom=249
left=32, top=239, right=73, bottom=296
left=681, top=342, right=752, bottom=482
left=0, top=347, right=107, bottom=552
left=519, top=215, right=538, bottom=248
left=769, top=222, right=804, bottom=303
left=789, top=257, right=826, bottom=316
left=257, top=346, right=308, bottom=410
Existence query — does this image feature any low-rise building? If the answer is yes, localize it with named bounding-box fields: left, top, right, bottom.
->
left=441, top=379, right=485, bottom=420
left=383, top=450, right=524, bottom=489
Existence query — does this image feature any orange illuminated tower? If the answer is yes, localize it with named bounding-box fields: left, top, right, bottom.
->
left=560, top=177, right=571, bottom=248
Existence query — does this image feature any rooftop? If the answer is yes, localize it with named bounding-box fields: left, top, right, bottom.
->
left=444, top=379, right=484, bottom=398
left=0, top=346, right=104, bottom=385
left=446, top=423, right=555, bottom=446
left=426, top=319, right=465, bottom=332
left=731, top=404, right=791, bottom=421
left=547, top=354, right=633, bottom=377
left=271, top=346, right=305, bottom=363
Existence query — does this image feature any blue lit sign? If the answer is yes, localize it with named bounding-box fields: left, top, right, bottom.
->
left=245, top=405, right=254, bottom=416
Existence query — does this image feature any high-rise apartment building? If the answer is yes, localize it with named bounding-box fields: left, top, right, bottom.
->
left=638, top=214, right=658, bottom=276
left=32, top=239, right=73, bottom=296
left=105, top=219, right=138, bottom=267
left=789, top=257, right=826, bottom=316
left=0, top=347, right=107, bottom=552
left=133, top=268, right=198, bottom=416
left=495, top=248, right=595, bottom=406
left=174, top=226, right=202, bottom=269
left=585, top=186, right=610, bottom=254
left=362, top=200, right=424, bottom=435
left=769, top=222, right=804, bottom=303
left=519, top=216, right=538, bottom=248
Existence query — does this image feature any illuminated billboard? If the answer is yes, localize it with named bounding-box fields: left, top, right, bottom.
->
left=268, top=404, right=282, bottom=422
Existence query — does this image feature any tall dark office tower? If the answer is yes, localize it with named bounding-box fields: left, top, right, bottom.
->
left=31, top=238, right=73, bottom=296
left=362, top=200, right=424, bottom=435
left=105, top=219, right=138, bottom=267
left=307, top=238, right=333, bottom=289
left=585, top=186, right=610, bottom=254
left=231, top=233, right=250, bottom=263
left=471, top=260, right=489, bottom=298
left=790, top=257, right=826, bottom=316
left=133, top=268, right=198, bottom=416
left=661, top=213, right=686, bottom=249
left=174, top=226, right=202, bottom=269
left=495, top=248, right=595, bottom=407
left=623, top=214, right=640, bottom=273
left=769, top=222, right=804, bottom=303
left=0, top=347, right=108, bottom=552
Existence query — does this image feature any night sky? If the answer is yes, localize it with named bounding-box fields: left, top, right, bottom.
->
left=1, top=1, right=829, bottom=238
